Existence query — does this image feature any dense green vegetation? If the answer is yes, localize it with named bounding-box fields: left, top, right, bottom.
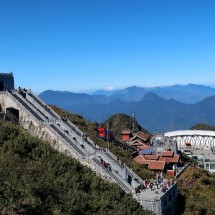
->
left=176, top=166, right=215, bottom=215
left=0, top=121, right=153, bottom=215
left=102, top=113, right=150, bottom=139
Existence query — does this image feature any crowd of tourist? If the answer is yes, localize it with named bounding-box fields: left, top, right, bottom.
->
left=137, top=172, right=175, bottom=194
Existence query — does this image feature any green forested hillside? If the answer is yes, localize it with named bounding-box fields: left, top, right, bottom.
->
left=0, top=121, right=152, bottom=215
left=176, top=166, right=215, bottom=215
left=190, top=123, right=215, bottom=131
left=101, top=113, right=150, bottom=139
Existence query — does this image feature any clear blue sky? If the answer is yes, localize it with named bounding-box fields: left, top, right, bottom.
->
left=0, top=0, right=215, bottom=93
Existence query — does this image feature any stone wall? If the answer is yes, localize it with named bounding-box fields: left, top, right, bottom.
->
left=0, top=92, right=84, bottom=161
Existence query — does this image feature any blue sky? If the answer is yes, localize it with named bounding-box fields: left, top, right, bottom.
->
left=0, top=0, right=214, bottom=93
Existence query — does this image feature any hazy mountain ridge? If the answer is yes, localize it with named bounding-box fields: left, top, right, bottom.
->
left=40, top=90, right=98, bottom=106
left=91, top=84, right=215, bottom=104
left=39, top=86, right=215, bottom=132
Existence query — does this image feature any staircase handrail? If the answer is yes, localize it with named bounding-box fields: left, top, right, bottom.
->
left=15, top=91, right=48, bottom=121
left=29, top=91, right=61, bottom=120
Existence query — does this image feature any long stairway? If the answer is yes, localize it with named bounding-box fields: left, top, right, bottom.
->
left=9, top=89, right=143, bottom=193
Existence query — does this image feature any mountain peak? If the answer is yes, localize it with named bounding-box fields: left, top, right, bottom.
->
left=143, top=92, right=160, bottom=100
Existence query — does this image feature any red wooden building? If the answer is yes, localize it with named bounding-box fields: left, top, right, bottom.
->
left=98, top=127, right=114, bottom=141
left=121, top=130, right=133, bottom=141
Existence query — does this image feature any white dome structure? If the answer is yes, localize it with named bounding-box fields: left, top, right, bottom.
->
left=164, top=130, right=215, bottom=147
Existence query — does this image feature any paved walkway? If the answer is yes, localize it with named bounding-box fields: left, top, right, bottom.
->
left=137, top=183, right=175, bottom=200
left=134, top=177, right=176, bottom=201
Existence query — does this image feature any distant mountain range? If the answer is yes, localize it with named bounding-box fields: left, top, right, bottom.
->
left=39, top=84, right=215, bottom=132
left=91, top=84, right=215, bottom=104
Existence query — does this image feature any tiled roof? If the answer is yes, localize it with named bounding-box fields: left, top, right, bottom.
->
left=134, top=155, right=151, bottom=165
left=148, top=161, right=166, bottom=170
left=144, top=155, right=159, bottom=160
left=140, top=134, right=150, bottom=141
left=159, top=154, right=179, bottom=163
left=170, top=154, right=180, bottom=163
left=134, top=149, right=179, bottom=170
left=131, top=132, right=150, bottom=142
left=136, top=131, right=149, bottom=136
left=162, top=151, right=174, bottom=157
left=131, top=139, right=145, bottom=146
left=137, top=145, right=150, bottom=150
